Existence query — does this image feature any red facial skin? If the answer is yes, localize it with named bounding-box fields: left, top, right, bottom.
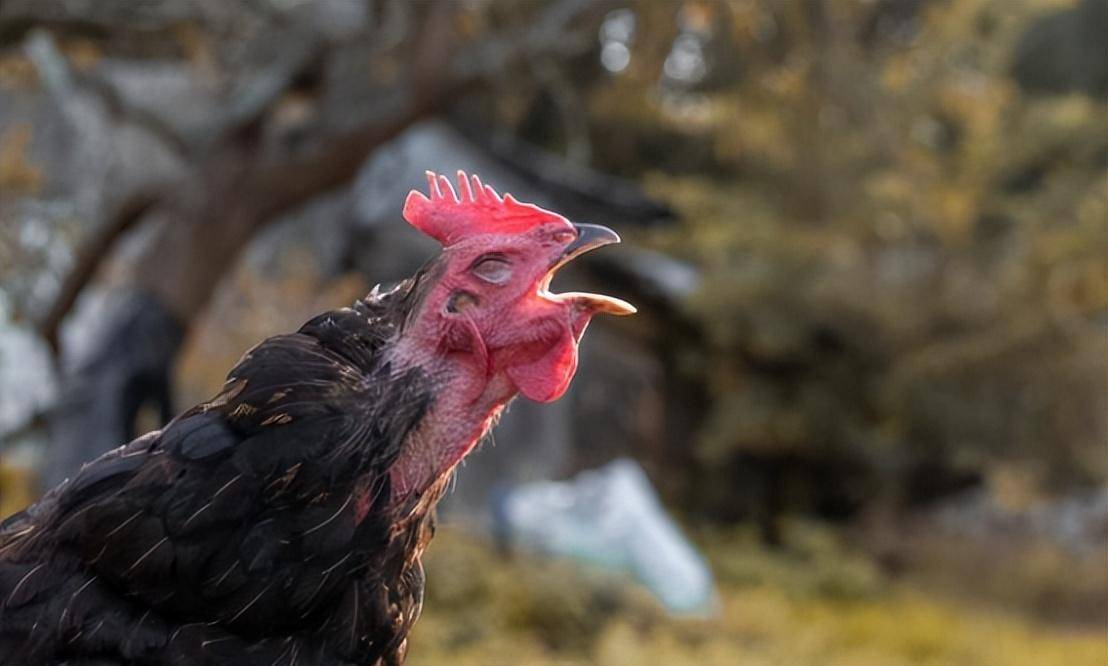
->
left=385, top=172, right=632, bottom=498
left=409, top=224, right=594, bottom=388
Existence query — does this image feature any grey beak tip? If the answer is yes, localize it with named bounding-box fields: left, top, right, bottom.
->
left=557, top=223, right=622, bottom=265
left=571, top=223, right=621, bottom=249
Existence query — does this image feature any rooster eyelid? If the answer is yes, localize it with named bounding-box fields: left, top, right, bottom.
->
left=470, top=254, right=512, bottom=284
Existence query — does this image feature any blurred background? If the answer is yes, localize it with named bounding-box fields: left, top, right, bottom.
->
left=0, top=0, right=1105, bottom=664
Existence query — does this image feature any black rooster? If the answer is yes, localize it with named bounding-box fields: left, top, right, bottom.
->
left=0, top=171, right=634, bottom=665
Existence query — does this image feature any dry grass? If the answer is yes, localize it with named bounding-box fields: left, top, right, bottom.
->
left=408, top=526, right=1108, bottom=666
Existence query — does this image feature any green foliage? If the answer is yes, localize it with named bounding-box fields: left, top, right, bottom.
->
left=416, top=530, right=658, bottom=659
left=707, top=522, right=886, bottom=602
left=556, top=0, right=1108, bottom=511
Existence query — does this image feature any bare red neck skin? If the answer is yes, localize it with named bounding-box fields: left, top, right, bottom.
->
left=384, top=306, right=519, bottom=502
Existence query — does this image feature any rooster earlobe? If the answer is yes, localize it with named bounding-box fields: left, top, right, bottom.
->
left=403, top=190, right=447, bottom=245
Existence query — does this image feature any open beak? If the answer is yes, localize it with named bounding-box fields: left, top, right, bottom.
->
left=538, top=223, right=637, bottom=316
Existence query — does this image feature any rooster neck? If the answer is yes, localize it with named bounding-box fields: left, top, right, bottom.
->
left=384, top=344, right=515, bottom=502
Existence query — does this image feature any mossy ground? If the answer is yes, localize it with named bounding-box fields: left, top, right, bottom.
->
left=408, top=525, right=1107, bottom=666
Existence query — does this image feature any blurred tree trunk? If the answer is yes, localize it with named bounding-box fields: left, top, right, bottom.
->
left=788, top=0, right=831, bottom=222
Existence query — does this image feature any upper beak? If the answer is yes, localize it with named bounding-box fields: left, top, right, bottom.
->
left=563, top=223, right=622, bottom=261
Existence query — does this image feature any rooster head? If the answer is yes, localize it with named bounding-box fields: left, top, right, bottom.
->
left=400, top=170, right=635, bottom=403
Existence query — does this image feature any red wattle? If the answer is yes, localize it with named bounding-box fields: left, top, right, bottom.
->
left=506, top=338, right=579, bottom=403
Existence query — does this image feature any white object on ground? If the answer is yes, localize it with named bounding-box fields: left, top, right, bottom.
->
left=496, top=458, right=718, bottom=616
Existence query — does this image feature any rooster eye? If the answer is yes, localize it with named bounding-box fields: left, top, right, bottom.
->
left=470, top=256, right=512, bottom=284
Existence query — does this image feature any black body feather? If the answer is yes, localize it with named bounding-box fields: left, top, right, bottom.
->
left=0, top=280, right=444, bottom=665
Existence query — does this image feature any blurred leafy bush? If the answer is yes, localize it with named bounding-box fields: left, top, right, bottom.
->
left=408, top=527, right=1106, bottom=666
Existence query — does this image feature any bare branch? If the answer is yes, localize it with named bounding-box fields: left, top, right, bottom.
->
left=36, top=192, right=160, bottom=354
left=24, top=29, right=187, bottom=154
left=370, top=0, right=411, bottom=54
left=0, top=0, right=195, bottom=38
left=200, top=25, right=326, bottom=147
left=63, top=0, right=614, bottom=326
left=454, top=0, right=612, bottom=78
left=23, top=29, right=77, bottom=110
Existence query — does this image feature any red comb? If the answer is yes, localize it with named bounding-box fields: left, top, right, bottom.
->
left=403, top=170, right=568, bottom=246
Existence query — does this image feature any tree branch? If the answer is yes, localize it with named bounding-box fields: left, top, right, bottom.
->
left=25, top=29, right=188, bottom=154
left=201, top=25, right=326, bottom=147
left=51, top=0, right=614, bottom=327
left=36, top=192, right=159, bottom=354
